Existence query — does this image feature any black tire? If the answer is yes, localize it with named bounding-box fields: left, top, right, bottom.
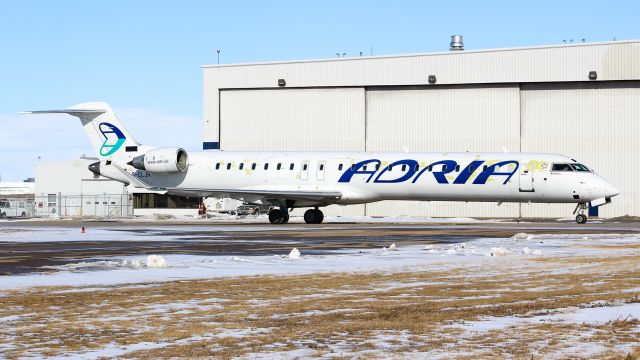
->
left=283, top=213, right=289, bottom=224
left=314, top=209, right=324, bottom=224
left=576, top=214, right=588, bottom=224
left=304, top=209, right=316, bottom=224
left=268, top=210, right=283, bottom=224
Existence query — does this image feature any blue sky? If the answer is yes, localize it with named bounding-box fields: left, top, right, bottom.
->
left=0, top=0, right=638, bottom=180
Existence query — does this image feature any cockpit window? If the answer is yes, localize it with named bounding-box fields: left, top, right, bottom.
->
left=552, top=163, right=573, bottom=171
left=570, top=163, right=590, bottom=172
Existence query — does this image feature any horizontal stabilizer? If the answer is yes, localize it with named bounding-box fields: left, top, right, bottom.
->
left=21, top=109, right=106, bottom=115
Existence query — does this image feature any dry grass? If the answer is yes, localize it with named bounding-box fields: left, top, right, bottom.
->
left=1, top=249, right=640, bottom=358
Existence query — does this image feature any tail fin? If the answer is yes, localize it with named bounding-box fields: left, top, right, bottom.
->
left=23, top=102, right=140, bottom=158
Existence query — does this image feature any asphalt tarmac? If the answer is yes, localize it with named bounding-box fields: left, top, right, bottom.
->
left=1, top=219, right=639, bottom=275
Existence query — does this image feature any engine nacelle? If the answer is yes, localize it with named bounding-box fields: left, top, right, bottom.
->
left=130, top=148, right=189, bottom=173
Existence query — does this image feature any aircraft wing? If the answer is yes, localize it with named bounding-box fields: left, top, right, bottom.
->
left=164, top=187, right=342, bottom=204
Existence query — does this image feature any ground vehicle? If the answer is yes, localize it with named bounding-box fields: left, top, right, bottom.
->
left=0, top=199, right=33, bottom=218
left=232, top=204, right=271, bottom=216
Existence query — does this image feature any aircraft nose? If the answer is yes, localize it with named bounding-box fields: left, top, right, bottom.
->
left=605, top=183, right=620, bottom=198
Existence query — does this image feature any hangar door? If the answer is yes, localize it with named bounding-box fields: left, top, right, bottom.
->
left=220, top=88, right=365, bottom=151
left=521, top=82, right=640, bottom=218
left=220, top=88, right=366, bottom=216
left=365, top=85, right=521, bottom=218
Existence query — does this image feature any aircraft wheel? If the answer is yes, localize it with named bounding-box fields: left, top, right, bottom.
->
left=268, top=210, right=284, bottom=224
left=282, top=213, right=289, bottom=224
left=304, top=209, right=316, bottom=224
left=314, top=209, right=324, bottom=224
left=575, top=214, right=588, bottom=224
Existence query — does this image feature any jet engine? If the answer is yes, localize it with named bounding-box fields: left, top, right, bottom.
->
left=129, top=148, right=189, bottom=173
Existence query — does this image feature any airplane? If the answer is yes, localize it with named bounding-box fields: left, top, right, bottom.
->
left=24, top=102, right=620, bottom=225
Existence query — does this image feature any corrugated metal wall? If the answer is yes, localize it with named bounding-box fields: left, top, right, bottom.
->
left=521, top=81, right=640, bottom=218
left=365, top=85, right=521, bottom=217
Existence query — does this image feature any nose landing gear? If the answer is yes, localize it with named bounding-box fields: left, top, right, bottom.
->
left=573, top=203, right=588, bottom=224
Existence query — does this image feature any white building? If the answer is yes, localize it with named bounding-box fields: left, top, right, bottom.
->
left=34, top=158, right=201, bottom=218
left=202, top=39, right=640, bottom=218
left=34, top=158, right=130, bottom=217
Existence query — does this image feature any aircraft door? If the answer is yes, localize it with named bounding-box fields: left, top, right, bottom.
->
left=300, top=160, right=310, bottom=181
left=317, top=161, right=326, bottom=181
left=519, top=169, right=534, bottom=192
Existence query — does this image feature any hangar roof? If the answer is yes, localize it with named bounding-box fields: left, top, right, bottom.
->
left=203, top=40, right=640, bottom=86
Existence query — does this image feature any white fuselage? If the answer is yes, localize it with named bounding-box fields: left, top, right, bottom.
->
left=125, top=151, right=619, bottom=208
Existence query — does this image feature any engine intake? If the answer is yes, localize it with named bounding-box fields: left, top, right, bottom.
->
left=130, top=148, right=189, bottom=173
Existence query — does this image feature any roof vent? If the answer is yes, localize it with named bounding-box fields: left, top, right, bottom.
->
left=449, top=35, right=464, bottom=51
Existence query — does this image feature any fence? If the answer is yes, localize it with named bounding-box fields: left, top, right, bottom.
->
left=34, top=193, right=133, bottom=218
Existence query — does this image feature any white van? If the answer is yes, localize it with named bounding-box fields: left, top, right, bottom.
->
left=0, top=199, right=33, bottom=218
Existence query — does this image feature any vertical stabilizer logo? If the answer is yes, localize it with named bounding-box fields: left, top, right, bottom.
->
left=98, top=122, right=126, bottom=156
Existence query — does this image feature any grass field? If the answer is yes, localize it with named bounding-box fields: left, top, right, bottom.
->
left=2, top=236, right=640, bottom=359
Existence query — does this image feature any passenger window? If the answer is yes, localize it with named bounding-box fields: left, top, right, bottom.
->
left=277, top=163, right=282, bottom=170
left=290, top=163, right=294, bottom=170
left=239, top=163, right=244, bottom=170
left=226, top=163, right=231, bottom=170
left=351, top=164, right=355, bottom=171
left=388, top=165, right=393, bottom=171
left=469, top=165, right=474, bottom=172
left=455, top=165, right=460, bottom=172
left=303, top=164, right=308, bottom=171
left=483, top=165, right=487, bottom=171
left=264, top=163, right=269, bottom=170
left=401, top=164, right=406, bottom=171
left=363, top=165, right=367, bottom=171
left=376, top=164, right=380, bottom=171
left=251, top=163, right=256, bottom=170
left=338, top=164, right=343, bottom=171
left=319, top=164, right=324, bottom=171
left=215, top=163, right=220, bottom=170
left=428, top=165, right=433, bottom=172
left=414, top=164, right=419, bottom=171
left=443, top=165, right=447, bottom=171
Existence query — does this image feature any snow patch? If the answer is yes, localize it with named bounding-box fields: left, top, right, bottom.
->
left=288, top=248, right=301, bottom=259
left=146, top=255, right=167, bottom=268
left=489, top=247, right=510, bottom=256
left=383, top=243, right=398, bottom=251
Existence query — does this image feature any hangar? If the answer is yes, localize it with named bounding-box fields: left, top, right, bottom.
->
left=202, top=38, right=640, bottom=218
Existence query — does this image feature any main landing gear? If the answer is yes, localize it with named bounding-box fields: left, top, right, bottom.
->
left=304, top=208, right=324, bottom=224
left=573, top=203, right=588, bottom=224
left=268, top=207, right=289, bottom=224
